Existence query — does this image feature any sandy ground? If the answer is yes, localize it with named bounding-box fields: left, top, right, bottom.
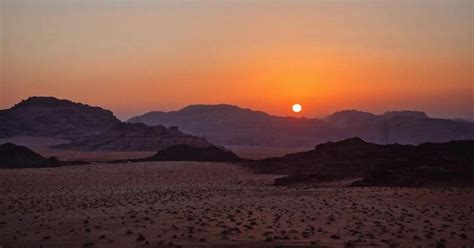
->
left=1, top=162, right=473, bottom=248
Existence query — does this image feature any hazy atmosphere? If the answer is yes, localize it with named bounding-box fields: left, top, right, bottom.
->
left=1, top=0, right=472, bottom=119
left=1, top=1, right=474, bottom=248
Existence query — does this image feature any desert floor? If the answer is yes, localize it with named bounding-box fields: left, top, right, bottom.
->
left=1, top=161, right=473, bottom=248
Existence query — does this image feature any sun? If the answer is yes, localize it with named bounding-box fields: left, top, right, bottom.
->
left=292, top=104, right=302, bottom=113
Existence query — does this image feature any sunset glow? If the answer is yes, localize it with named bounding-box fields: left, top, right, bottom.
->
left=1, top=2, right=473, bottom=246
left=1, top=0, right=472, bottom=119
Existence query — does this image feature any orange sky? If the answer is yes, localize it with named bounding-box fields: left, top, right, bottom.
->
left=1, top=0, right=472, bottom=120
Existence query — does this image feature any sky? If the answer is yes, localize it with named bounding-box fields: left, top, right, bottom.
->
left=1, top=0, right=472, bottom=120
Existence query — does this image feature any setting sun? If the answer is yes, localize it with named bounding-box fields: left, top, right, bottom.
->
left=292, top=104, right=302, bottom=113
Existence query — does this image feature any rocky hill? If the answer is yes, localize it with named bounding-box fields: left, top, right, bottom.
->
left=0, top=143, right=85, bottom=169
left=249, top=138, right=474, bottom=187
left=0, top=97, right=121, bottom=139
left=128, top=105, right=474, bottom=146
left=144, top=145, right=244, bottom=162
left=51, top=123, right=213, bottom=151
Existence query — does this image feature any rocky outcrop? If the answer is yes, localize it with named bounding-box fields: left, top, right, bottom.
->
left=249, top=138, right=474, bottom=187
left=51, top=123, right=213, bottom=151
left=0, top=97, right=121, bottom=139
left=0, top=143, right=86, bottom=168
left=144, top=145, right=244, bottom=162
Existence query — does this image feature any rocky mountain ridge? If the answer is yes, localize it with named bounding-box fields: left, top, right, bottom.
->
left=129, top=105, right=474, bottom=146
left=51, top=123, right=213, bottom=151
left=250, top=137, right=474, bottom=187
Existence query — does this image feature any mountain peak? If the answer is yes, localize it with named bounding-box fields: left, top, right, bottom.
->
left=2, top=96, right=121, bottom=139
left=181, top=104, right=238, bottom=112
left=13, top=96, right=79, bottom=108
left=336, top=137, right=367, bottom=145
left=327, top=110, right=377, bottom=119
left=179, top=104, right=267, bottom=115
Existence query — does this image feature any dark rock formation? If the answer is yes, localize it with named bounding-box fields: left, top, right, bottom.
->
left=51, top=123, right=213, bottom=151
left=144, top=145, right=244, bottom=162
left=0, top=143, right=85, bottom=169
left=0, top=143, right=55, bottom=168
left=351, top=140, right=474, bottom=187
left=0, top=97, right=121, bottom=139
left=249, top=138, right=474, bottom=187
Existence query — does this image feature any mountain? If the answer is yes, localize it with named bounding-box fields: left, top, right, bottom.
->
left=3, top=97, right=472, bottom=147
left=0, top=97, right=121, bottom=139
left=325, top=110, right=473, bottom=144
left=128, top=104, right=338, bottom=147
left=128, top=105, right=474, bottom=147
left=0, top=143, right=85, bottom=169
left=249, top=138, right=474, bottom=187
left=51, top=123, right=213, bottom=151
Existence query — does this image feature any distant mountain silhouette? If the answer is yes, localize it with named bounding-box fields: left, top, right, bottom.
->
left=323, top=110, right=471, bottom=144
left=3, top=97, right=472, bottom=147
left=128, top=105, right=474, bottom=146
left=128, top=104, right=338, bottom=147
left=0, top=97, right=121, bottom=139
left=249, top=138, right=474, bottom=187
left=0, top=143, right=85, bottom=169
left=52, top=123, right=213, bottom=151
